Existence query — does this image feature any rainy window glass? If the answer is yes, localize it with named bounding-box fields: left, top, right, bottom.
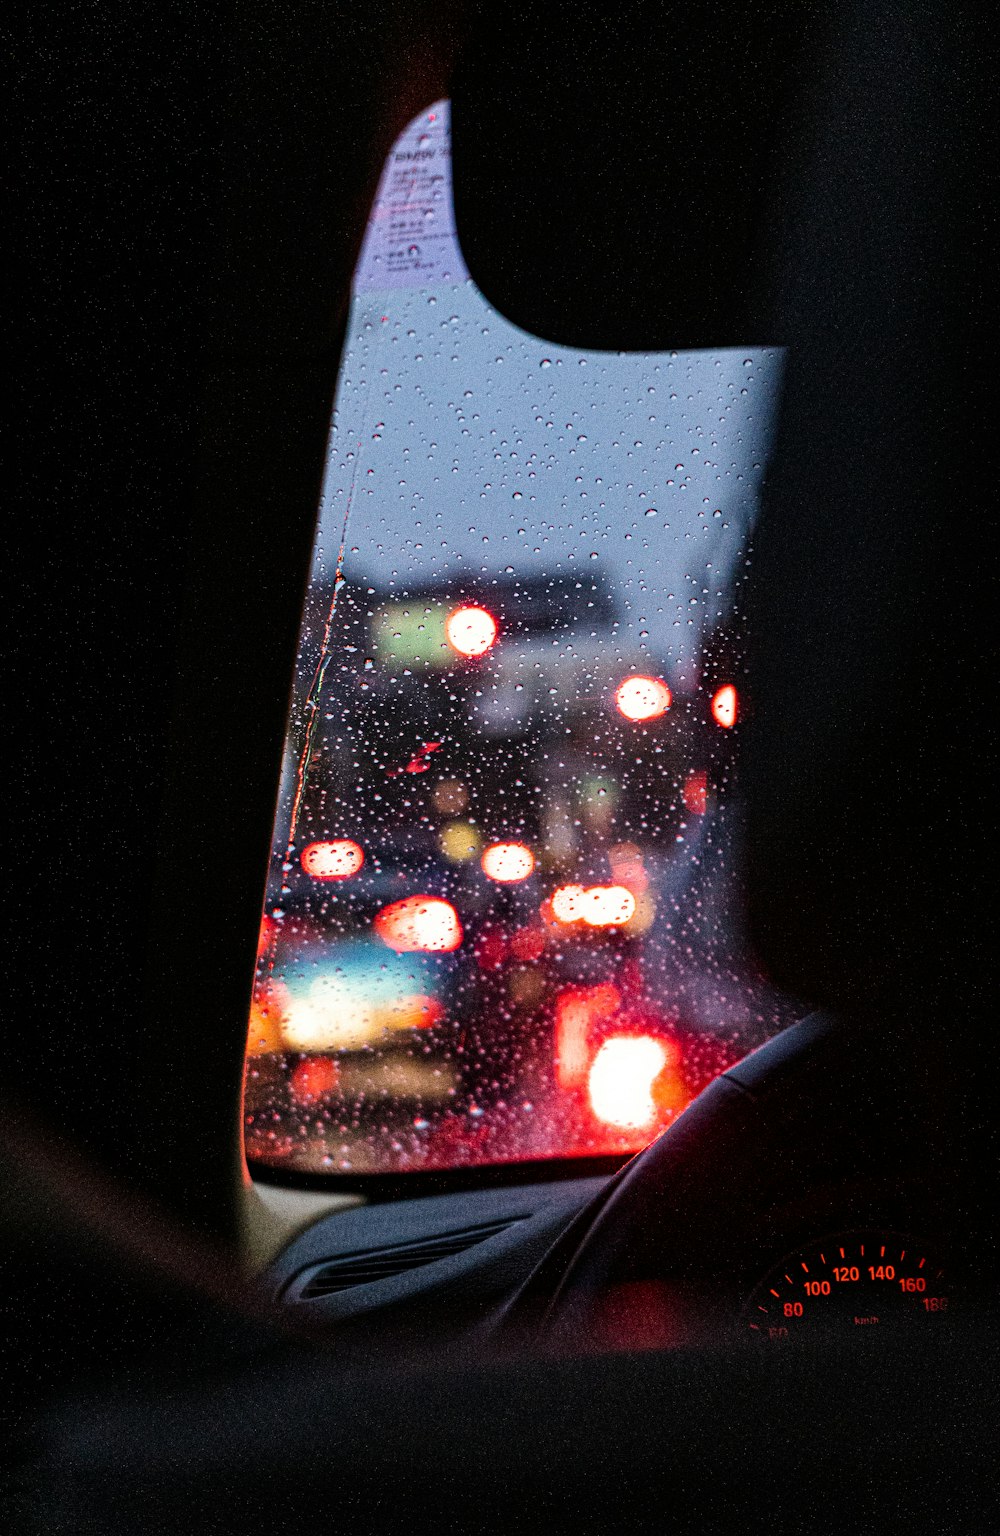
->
left=244, top=101, right=795, bottom=1179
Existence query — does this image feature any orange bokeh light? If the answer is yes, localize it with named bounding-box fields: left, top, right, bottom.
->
left=256, top=914, right=275, bottom=958
left=445, top=605, right=498, bottom=658
left=481, top=841, right=535, bottom=882
left=710, top=683, right=738, bottom=728
left=615, top=675, right=672, bottom=722
left=301, top=839, right=365, bottom=879
left=373, top=895, right=463, bottom=953
left=386, top=993, right=444, bottom=1030
left=588, top=1035, right=669, bottom=1129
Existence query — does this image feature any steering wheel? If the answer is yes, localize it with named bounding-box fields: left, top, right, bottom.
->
left=516, top=1012, right=964, bottom=1348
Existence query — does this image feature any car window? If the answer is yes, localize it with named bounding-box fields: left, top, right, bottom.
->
left=244, top=101, right=795, bottom=1180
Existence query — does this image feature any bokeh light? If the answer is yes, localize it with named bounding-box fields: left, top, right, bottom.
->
left=580, top=885, right=637, bottom=927
left=682, top=770, right=708, bottom=816
left=445, top=604, right=498, bottom=657
left=433, top=778, right=469, bottom=815
left=554, top=982, right=621, bottom=1089
left=282, top=974, right=443, bottom=1052
left=614, top=675, right=672, bottom=722
left=374, top=895, right=463, bottom=953
left=549, top=883, right=637, bottom=927
left=551, top=884, right=587, bottom=924
left=301, top=839, right=365, bottom=879
left=439, top=821, right=483, bottom=863
left=588, top=1035, right=670, bottom=1129
left=481, top=841, right=535, bottom=882
left=710, top=683, right=738, bottom=728
left=289, top=1057, right=340, bottom=1102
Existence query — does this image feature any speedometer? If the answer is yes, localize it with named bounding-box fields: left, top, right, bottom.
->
left=745, top=1232, right=951, bottom=1341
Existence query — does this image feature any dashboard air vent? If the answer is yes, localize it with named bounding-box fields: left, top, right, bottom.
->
left=292, top=1216, right=526, bottom=1300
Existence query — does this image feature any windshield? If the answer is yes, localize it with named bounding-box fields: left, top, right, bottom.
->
left=244, top=101, right=795, bottom=1180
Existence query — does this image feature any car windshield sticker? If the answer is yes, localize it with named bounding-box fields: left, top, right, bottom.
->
left=354, top=101, right=469, bottom=293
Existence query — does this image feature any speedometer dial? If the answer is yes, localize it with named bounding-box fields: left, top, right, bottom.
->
left=745, top=1233, right=950, bottom=1341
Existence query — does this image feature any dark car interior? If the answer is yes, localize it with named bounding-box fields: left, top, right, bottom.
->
left=8, top=2, right=996, bottom=1531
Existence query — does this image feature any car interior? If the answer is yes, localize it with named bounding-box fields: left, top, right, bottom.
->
left=8, top=2, right=996, bottom=1532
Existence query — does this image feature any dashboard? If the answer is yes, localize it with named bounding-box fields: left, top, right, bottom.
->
left=265, top=1014, right=983, bottom=1352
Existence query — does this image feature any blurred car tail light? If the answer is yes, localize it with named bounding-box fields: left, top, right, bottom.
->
left=682, top=769, right=708, bottom=815
left=710, top=683, right=738, bottom=728
left=550, top=883, right=587, bottom=924
left=374, top=895, right=463, bottom=953
left=581, top=885, right=636, bottom=927
left=300, top=839, right=365, bottom=879
left=554, top=983, right=621, bottom=1089
left=445, top=604, right=498, bottom=657
left=614, top=675, right=672, bottom=721
left=481, top=841, right=535, bottom=882
left=549, top=883, right=636, bottom=928
left=587, top=1035, right=670, bottom=1129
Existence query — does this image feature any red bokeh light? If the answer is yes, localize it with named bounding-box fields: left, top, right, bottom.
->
left=615, top=675, right=672, bottom=722
left=710, top=683, right=738, bottom=728
left=509, top=926, right=546, bottom=963
left=256, top=914, right=275, bottom=958
left=682, top=770, right=708, bottom=816
left=300, top=839, right=365, bottom=879
left=474, top=926, right=508, bottom=970
left=445, top=605, right=498, bottom=658
left=481, top=841, right=535, bottom=882
left=554, top=982, right=622, bottom=1089
left=374, top=895, right=463, bottom=953
left=289, top=1057, right=340, bottom=1102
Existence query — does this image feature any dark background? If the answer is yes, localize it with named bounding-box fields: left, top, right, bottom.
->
left=6, top=0, right=994, bottom=1356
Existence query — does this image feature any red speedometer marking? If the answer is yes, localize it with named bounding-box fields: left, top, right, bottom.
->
left=747, top=1233, right=950, bottom=1339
